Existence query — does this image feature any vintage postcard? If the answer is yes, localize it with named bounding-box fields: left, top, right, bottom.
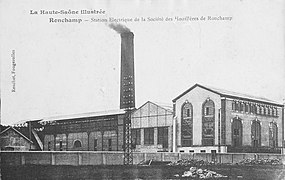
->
left=0, top=0, right=284, bottom=179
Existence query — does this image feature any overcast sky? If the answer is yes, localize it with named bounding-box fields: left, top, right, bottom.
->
left=1, top=0, right=284, bottom=125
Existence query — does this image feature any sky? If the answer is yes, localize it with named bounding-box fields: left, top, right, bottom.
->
left=1, top=0, right=284, bottom=125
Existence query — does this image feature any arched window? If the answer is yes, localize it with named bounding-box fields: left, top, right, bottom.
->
left=269, top=122, right=278, bottom=148
left=74, top=140, right=82, bottom=148
left=181, top=102, right=193, bottom=147
left=251, top=120, right=261, bottom=147
left=202, top=99, right=215, bottom=146
left=232, top=117, right=243, bottom=147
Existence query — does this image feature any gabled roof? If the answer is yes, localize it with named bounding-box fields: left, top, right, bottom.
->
left=173, top=83, right=283, bottom=106
left=0, top=126, right=33, bottom=144
left=40, top=109, right=126, bottom=123
left=153, top=102, right=173, bottom=112
left=134, top=101, right=173, bottom=113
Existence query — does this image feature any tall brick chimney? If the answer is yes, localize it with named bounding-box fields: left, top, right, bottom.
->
left=120, top=32, right=135, bottom=109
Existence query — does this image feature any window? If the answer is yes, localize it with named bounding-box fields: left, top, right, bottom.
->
left=232, top=101, right=235, bottom=110
left=253, top=105, right=256, bottom=114
left=200, top=150, right=206, bottom=153
left=187, top=108, right=190, bottom=117
left=250, top=104, right=256, bottom=114
left=74, top=140, right=82, bottom=148
left=108, top=139, right=112, bottom=151
left=245, top=104, right=249, bottom=112
left=232, top=118, right=242, bottom=147
left=182, top=102, right=192, bottom=117
left=240, top=102, right=243, bottom=112
left=131, top=129, right=141, bottom=145
left=144, top=128, right=154, bottom=145
left=233, top=129, right=239, bottom=136
left=263, top=106, right=266, bottom=115
left=271, top=108, right=274, bottom=116
left=94, top=139, right=97, bottom=151
left=269, top=122, right=278, bottom=148
left=267, top=107, right=270, bottom=116
left=158, top=127, right=168, bottom=148
left=251, top=120, right=261, bottom=147
left=259, top=106, right=263, bottom=115
left=264, top=107, right=267, bottom=115
left=181, top=102, right=193, bottom=147
left=235, top=102, right=239, bottom=111
left=202, top=99, right=215, bottom=146
left=204, top=106, right=214, bottom=116
left=256, top=106, right=259, bottom=114
left=205, top=107, right=210, bottom=115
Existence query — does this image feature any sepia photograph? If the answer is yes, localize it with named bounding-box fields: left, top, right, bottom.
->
left=0, top=0, right=284, bottom=179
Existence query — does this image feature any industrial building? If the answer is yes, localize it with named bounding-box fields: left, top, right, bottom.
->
left=172, top=83, right=284, bottom=154
left=131, top=101, right=173, bottom=152
left=40, top=110, right=125, bottom=151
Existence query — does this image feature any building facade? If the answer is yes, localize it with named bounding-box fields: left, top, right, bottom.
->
left=131, top=101, right=173, bottom=152
left=0, top=126, right=36, bottom=151
left=40, top=110, right=126, bottom=151
left=173, top=84, right=284, bottom=154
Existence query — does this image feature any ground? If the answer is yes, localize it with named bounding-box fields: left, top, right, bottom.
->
left=1, top=164, right=285, bottom=179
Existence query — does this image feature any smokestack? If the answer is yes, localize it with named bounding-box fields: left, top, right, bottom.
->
left=108, top=23, right=135, bottom=109
left=120, top=32, right=135, bottom=109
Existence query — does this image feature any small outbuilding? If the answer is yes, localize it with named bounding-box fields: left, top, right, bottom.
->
left=0, top=126, right=36, bottom=151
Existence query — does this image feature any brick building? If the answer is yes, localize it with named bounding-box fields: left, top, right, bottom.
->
left=39, top=110, right=126, bottom=151
left=0, top=126, right=39, bottom=151
left=131, top=101, right=173, bottom=152
left=172, top=84, right=284, bottom=154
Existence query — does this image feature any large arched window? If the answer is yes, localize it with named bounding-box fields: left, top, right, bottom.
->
left=202, top=99, right=215, bottom=146
left=269, top=122, right=278, bottom=148
left=251, top=120, right=261, bottom=147
left=181, top=102, right=193, bottom=147
left=232, top=117, right=243, bottom=147
left=74, top=140, right=82, bottom=148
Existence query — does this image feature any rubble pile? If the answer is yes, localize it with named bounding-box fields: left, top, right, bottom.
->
left=174, top=167, right=227, bottom=179
left=167, top=159, right=214, bottom=166
left=237, top=158, right=283, bottom=165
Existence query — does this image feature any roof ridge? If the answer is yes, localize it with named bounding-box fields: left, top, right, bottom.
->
left=173, top=83, right=282, bottom=106
left=202, top=84, right=279, bottom=103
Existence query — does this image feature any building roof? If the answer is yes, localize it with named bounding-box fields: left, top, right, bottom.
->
left=173, top=83, right=283, bottom=106
left=0, top=126, right=33, bottom=144
left=152, top=102, right=173, bottom=112
left=134, top=101, right=173, bottom=113
left=12, top=118, right=42, bottom=127
left=40, top=109, right=126, bottom=123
